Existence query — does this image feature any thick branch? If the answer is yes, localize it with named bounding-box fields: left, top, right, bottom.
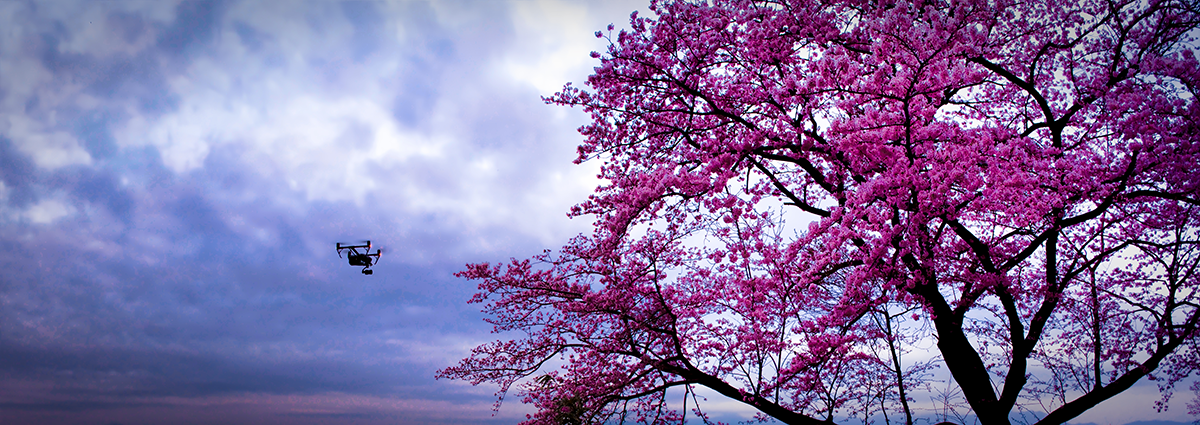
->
left=905, top=261, right=1001, bottom=419
left=947, top=219, right=998, bottom=272
left=750, top=157, right=832, bottom=217
left=1127, top=190, right=1200, bottom=207
left=969, top=57, right=1055, bottom=124
left=656, top=361, right=834, bottom=425
left=1034, top=335, right=1187, bottom=425
left=995, top=284, right=1029, bottom=412
left=754, top=147, right=841, bottom=196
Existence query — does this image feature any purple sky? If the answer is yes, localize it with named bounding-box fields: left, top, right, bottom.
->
left=0, top=1, right=1193, bottom=424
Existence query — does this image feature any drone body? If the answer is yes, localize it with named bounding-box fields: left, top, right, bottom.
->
left=336, top=241, right=381, bottom=275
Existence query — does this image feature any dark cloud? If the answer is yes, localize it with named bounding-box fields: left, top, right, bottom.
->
left=0, top=342, right=407, bottom=399
left=232, top=21, right=268, bottom=52
left=0, top=198, right=489, bottom=406
left=340, top=1, right=384, bottom=61
left=94, top=56, right=177, bottom=116
left=155, top=0, right=229, bottom=59
left=0, top=132, right=501, bottom=418
left=20, top=6, right=175, bottom=116
left=0, top=137, right=38, bottom=207
left=107, top=11, right=153, bottom=45
left=35, top=33, right=88, bottom=79
left=382, top=1, right=490, bottom=128
left=45, top=166, right=135, bottom=222
left=69, top=107, right=124, bottom=160
left=390, top=69, right=441, bottom=128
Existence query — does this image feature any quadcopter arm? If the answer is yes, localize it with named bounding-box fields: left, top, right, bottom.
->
left=336, top=241, right=372, bottom=257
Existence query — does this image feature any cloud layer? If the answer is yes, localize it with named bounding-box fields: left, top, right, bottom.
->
left=0, top=1, right=641, bottom=423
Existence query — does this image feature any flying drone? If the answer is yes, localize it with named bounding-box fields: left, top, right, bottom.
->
left=337, top=241, right=382, bottom=275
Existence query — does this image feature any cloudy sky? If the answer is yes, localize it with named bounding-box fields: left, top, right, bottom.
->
left=0, top=1, right=1194, bottom=424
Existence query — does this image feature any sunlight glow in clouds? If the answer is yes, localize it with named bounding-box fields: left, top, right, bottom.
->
left=504, top=0, right=599, bottom=95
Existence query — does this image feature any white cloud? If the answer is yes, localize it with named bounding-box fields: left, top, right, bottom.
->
left=2, top=114, right=92, bottom=170
left=0, top=1, right=163, bottom=171
left=503, top=0, right=598, bottom=95
left=22, top=198, right=74, bottom=224
left=108, top=1, right=448, bottom=204
left=0, top=9, right=94, bottom=172
left=499, top=0, right=646, bottom=95
left=99, top=0, right=620, bottom=250
left=117, top=81, right=444, bottom=205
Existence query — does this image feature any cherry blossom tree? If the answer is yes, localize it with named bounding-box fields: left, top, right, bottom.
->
left=438, top=0, right=1200, bottom=424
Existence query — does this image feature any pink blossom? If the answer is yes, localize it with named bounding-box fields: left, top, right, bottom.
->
left=439, top=1, right=1200, bottom=424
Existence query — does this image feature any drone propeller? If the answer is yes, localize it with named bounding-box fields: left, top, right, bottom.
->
left=336, top=240, right=373, bottom=248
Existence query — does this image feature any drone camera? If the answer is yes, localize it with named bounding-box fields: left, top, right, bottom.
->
left=362, top=269, right=373, bottom=275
